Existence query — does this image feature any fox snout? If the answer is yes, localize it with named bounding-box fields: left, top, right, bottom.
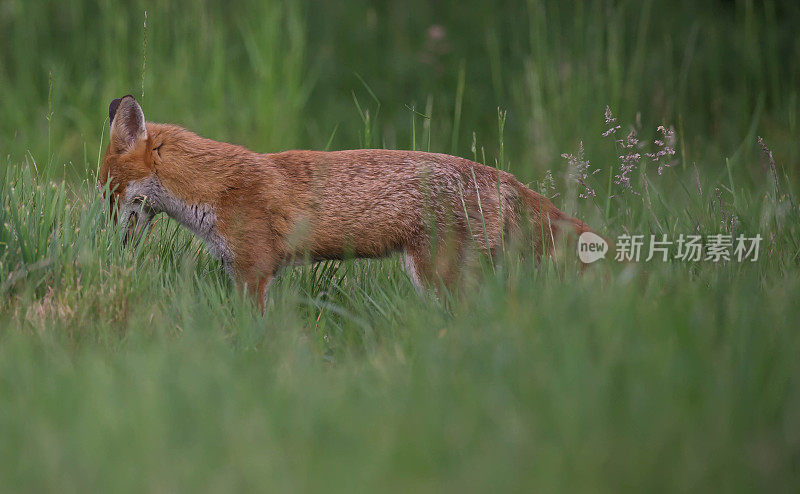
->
left=97, top=180, right=153, bottom=247
left=120, top=201, right=155, bottom=247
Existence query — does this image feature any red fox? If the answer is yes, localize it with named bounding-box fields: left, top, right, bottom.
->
left=100, top=95, right=590, bottom=310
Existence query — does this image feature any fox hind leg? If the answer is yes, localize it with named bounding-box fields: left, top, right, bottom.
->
left=402, top=237, right=465, bottom=296
left=403, top=249, right=431, bottom=294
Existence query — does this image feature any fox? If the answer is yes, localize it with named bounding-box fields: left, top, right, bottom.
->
left=100, top=95, right=591, bottom=311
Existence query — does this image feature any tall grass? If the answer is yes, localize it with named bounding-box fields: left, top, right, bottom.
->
left=1, top=0, right=800, bottom=491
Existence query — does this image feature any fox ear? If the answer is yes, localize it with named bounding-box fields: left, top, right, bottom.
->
left=109, top=95, right=147, bottom=152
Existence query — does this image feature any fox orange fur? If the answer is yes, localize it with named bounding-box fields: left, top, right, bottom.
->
left=100, top=95, right=590, bottom=311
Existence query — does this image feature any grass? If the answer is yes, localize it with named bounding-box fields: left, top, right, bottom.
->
left=2, top=0, right=800, bottom=491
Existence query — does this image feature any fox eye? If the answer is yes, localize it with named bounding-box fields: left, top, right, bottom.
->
left=153, top=143, right=164, bottom=158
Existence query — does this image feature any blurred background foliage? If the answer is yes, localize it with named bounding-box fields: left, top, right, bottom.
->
left=1, top=0, right=798, bottom=185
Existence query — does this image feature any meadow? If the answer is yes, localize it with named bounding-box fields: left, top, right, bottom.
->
left=1, top=0, right=799, bottom=491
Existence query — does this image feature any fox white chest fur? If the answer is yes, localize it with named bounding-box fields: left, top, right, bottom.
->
left=122, top=176, right=234, bottom=275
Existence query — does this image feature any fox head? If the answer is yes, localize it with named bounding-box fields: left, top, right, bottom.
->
left=100, top=95, right=161, bottom=245
left=101, top=95, right=239, bottom=252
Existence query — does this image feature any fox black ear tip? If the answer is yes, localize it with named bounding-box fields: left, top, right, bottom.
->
left=109, top=97, right=122, bottom=125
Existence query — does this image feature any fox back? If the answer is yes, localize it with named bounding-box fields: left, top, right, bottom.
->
left=101, top=95, right=590, bottom=310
